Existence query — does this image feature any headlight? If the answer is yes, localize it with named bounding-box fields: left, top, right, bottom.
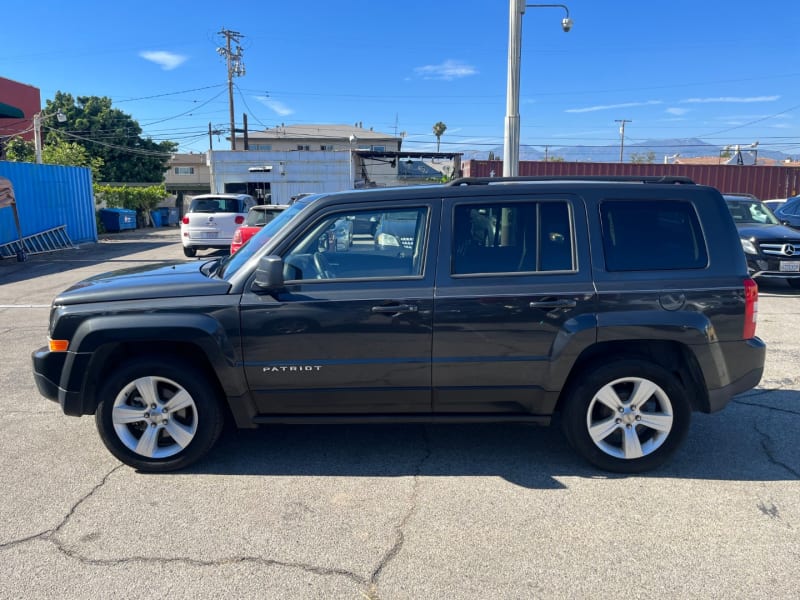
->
left=376, top=233, right=400, bottom=247
left=740, top=238, right=758, bottom=255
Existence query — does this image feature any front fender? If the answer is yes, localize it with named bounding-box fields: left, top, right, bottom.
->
left=60, top=312, right=242, bottom=415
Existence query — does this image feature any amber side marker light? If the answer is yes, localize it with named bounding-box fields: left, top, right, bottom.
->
left=49, top=339, right=69, bottom=352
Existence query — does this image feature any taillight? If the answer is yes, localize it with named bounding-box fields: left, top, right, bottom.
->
left=182, top=216, right=189, bottom=224
left=232, top=229, right=241, bottom=243
left=235, top=216, right=245, bottom=225
left=743, top=278, right=758, bottom=339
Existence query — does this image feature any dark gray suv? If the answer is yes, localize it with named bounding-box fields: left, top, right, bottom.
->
left=33, top=176, right=766, bottom=473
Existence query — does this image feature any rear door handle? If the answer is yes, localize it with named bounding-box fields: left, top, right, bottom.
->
left=529, top=299, right=577, bottom=309
left=371, top=304, right=418, bottom=314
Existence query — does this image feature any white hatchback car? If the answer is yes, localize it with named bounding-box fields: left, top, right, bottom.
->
left=180, top=193, right=256, bottom=257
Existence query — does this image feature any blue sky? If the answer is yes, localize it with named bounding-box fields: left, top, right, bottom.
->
left=3, top=0, right=799, bottom=156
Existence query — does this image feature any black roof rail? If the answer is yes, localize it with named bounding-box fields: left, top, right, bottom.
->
left=446, top=175, right=696, bottom=186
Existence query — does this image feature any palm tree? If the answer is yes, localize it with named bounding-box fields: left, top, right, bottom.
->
left=432, top=121, right=447, bottom=152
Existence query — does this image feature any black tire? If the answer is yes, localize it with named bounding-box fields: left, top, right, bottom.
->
left=787, top=278, right=800, bottom=289
left=561, top=359, right=691, bottom=473
left=95, top=358, right=224, bottom=472
left=183, top=246, right=197, bottom=257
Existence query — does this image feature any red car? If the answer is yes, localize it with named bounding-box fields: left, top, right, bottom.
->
left=230, top=205, right=288, bottom=254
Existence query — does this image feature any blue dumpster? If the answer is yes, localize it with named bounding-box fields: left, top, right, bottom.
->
left=158, top=206, right=179, bottom=226
left=150, top=210, right=162, bottom=227
left=99, top=208, right=137, bottom=232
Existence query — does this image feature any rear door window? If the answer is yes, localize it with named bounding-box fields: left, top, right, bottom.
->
left=451, top=201, right=574, bottom=275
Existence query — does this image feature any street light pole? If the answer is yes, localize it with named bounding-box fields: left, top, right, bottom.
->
left=33, top=110, right=67, bottom=164
left=503, top=2, right=573, bottom=177
left=615, top=119, right=631, bottom=163
left=503, top=0, right=524, bottom=177
left=34, top=112, right=43, bottom=164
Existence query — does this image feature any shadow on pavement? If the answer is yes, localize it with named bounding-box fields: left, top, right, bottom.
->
left=174, top=389, right=800, bottom=488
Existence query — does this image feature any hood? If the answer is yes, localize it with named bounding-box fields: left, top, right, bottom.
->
left=735, top=223, right=800, bottom=241
left=54, top=260, right=232, bottom=305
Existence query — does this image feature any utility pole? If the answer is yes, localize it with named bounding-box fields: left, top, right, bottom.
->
left=217, top=28, right=245, bottom=150
left=615, top=119, right=631, bottom=163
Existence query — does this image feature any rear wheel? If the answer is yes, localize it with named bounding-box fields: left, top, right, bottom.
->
left=95, top=358, right=223, bottom=472
left=562, top=359, right=691, bottom=473
left=183, top=246, right=197, bottom=257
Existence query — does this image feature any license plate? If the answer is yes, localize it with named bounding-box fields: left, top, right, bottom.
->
left=779, top=261, right=800, bottom=272
left=195, top=231, right=218, bottom=239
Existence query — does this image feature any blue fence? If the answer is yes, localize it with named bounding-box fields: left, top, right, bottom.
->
left=0, top=161, right=97, bottom=246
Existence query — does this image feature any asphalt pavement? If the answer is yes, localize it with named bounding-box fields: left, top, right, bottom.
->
left=0, top=227, right=797, bottom=599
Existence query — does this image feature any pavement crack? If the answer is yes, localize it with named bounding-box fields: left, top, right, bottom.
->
left=753, top=422, right=800, bottom=479
left=43, top=464, right=367, bottom=586
left=733, top=397, right=800, bottom=417
left=1, top=465, right=124, bottom=552
left=47, top=546, right=368, bottom=585
left=50, top=465, right=126, bottom=537
left=0, top=531, right=51, bottom=550
left=368, top=425, right=432, bottom=590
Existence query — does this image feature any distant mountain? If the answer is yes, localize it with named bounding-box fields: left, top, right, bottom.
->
left=463, top=138, right=792, bottom=163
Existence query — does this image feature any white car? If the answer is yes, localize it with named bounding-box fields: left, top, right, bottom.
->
left=180, top=193, right=256, bottom=257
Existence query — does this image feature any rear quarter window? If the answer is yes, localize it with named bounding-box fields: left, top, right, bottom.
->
left=600, top=200, right=708, bottom=271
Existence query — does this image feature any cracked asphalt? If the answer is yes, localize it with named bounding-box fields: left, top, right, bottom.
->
left=1, top=228, right=798, bottom=599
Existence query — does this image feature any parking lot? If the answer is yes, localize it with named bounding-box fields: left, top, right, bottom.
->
left=1, top=227, right=798, bottom=599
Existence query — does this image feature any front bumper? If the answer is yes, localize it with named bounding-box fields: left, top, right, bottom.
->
left=32, top=346, right=64, bottom=403
left=745, top=255, right=800, bottom=279
left=31, top=347, right=88, bottom=416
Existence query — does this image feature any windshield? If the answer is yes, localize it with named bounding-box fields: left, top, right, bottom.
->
left=725, top=198, right=780, bottom=225
left=218, top=202, right=307, bottom=279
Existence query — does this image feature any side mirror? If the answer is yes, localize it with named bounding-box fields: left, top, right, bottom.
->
left=253, top=255, right=285, bottom=290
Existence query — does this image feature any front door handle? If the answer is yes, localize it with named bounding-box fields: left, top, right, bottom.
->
left=371, top=304, right=418, bottom=314
left=529, top=299, right=577, bottom=309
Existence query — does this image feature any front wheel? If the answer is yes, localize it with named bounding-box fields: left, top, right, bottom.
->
left=95, top=358, right=223, bottom=472
left=561, top=359, right=691, bottom=473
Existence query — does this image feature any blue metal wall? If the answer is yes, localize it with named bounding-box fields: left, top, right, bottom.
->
left=0, top=161, right=97, bottom=246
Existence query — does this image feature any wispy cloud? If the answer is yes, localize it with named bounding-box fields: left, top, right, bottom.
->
left=257, top=97, right=293, bottom=117
left=666, top=107, right=689, bottom=116
left=565, top=100, right=662, bottom=113
left=139, top=51, right=187, bottom=70
left=681, top=96, right=780, bottom=103
left=414, top=60, right=477, bottom=80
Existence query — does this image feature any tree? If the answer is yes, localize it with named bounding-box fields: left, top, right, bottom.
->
left=630, top=151, right=656, bottom=164
left=4, top=136, right=104, bottom=181
left=4, top=137, right=34, bottom=162
left=42, top=91, right=177, bottom=183
left=432, top=121, right=447, bottom=152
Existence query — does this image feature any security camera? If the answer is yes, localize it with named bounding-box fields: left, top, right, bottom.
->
left=561, top=17, right=573, bottom=32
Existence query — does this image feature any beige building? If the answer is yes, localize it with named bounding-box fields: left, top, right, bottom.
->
left=164, top=153, right=211, bottom=194
left=239, top=124, right=402, bottom=153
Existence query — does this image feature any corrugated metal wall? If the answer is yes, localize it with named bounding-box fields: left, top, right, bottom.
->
left=463, top=161, right=800, bottom=200
left=0, top=161, right=97, bottom=245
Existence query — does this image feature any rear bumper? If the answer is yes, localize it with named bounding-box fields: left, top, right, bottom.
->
left=704, top=337, right=766, bottom=413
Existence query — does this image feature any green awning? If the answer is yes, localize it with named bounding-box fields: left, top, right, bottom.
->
left=0, top=102, right=24, bottom=118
